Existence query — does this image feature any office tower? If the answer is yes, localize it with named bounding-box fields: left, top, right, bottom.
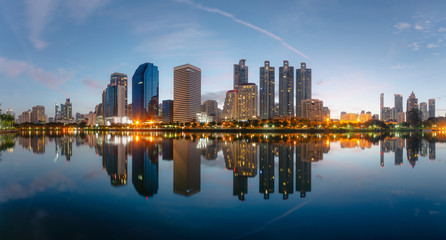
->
left=173, top=139, right=201, bottom=196
left=223, top=90, right=237, bottom=120
left=279, top=144, right=294, bottom=199
left=397, top=112, right=405, bottom=123
left=132, top=140, right=159, bottom=198
left=259, top=143, right=275, bottom=199
left=202, top=99, right=218, bottom=121
left=279, top=60, right=294, bottom=118
left=236, top=83, right=258, bottom=120
left=380, top=93, right=384, bottom=120
left=233, top=59, right=248, bottom=90
left=395, top=94, right=403, bottom=113
left=132, top=62, right=159, bottom=121
left=60, top=98, right=72, bottom=121
left=104, top=84, right=126, bottom=118
left=323, top=107, right=330, bottom=120
left=110, top=73, right=128, bottom=116
left=382, top=107, right=391, bottom=122
left=420, top=102, right=428, bottom=120
left=301, top=99, right=323, bottom=122
left=54, top=103, right=60, bottom=121
left=162, top=100, right=174, bottom=123
left=406, top=91, right=418, bottom=121
left=429, top=99, right=435, bottom=118
left=173, top=64, right=201, bottom=123
left=31, top=105, right=45, bottom=123
left=296, top=63, right=312, bottom=117
left=260, top=61, right=275, bottom=119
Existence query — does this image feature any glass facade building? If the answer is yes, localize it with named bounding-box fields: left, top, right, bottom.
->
left=132, top=62, right=159, bottom=121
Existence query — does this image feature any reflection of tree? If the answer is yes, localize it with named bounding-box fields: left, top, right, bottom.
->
left=406, top=134, right=421, bottom=168
left=0, top=134, right=16, bottom=161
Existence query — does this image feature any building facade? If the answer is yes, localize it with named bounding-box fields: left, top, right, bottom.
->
left=110, top=73, right=128, bottom=116
left=279, top=60, right=294, bottom=118
left=173, top=64, right=201, bottom=123
left=162, top=100, right=173, bottom=123
left=233, top=59, right=248, bottom=90
left=236, top=83, right=258, bottom=120
left=132, top=62, right=159, bottom=121
left=259, top=61, right=275, bottom=119
left=301, top=99, right=323, bottom=122
left=406, top=91, right=418, bottom=120
left=429, top=99, right=435, bottom=118
left=296, top=63, right=312, bottom=117
left=420, top=102, right=428, bottom=120
left=31, top=105, right=45, bottom=124
left=223, top=90, right=237, bottom=120
left=104, top=84, right=126, bottom=119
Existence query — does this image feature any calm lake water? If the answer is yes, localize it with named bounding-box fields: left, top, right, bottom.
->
left=0, top=131, right=445, bottom=239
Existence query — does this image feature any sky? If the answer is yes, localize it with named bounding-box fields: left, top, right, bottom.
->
left=0, top=0, right=446, bottom=119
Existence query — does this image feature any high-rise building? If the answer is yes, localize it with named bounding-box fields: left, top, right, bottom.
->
left=104, top=84, right=126, bottom=119
left=429, top=99, right=435, bottom=118
left=173, top=64, right=201, bottom=123
left=397, top=111, right=405, bottom=123
left=301, top=99, right=323, bottom=122
left=420, top=102, right=428, bottom=120
left=395, top=94, right=403, bottom=114
left=223, top=90, right=237, bottom=120
left=382, top=107, right=391, bottom=122
left=236, top=83, right=258, bottom=120
left=60, top=98, right=72, bottom=121
left=162, top=100, right=173, bottom=123
left=259, top=61, right=275, bottom=119
left=279, top=60, right=294, bottom=118
left=296, top=63, right=312, bottom=117
left=233, top=59, right=248, bottom=90
left=202, top=100, right=218, bottom=121
left=31, top=105, right=45, bottom=124
left=380, top=93, right=384, bottom=120
left=406, top=91, right=418, bottom=120
left=132, top=62, right=159, bottom=121
left=110, top=73, right=128, bottom=116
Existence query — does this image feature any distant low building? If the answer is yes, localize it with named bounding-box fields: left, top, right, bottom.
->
left=301, top=99, right=323, bottom=122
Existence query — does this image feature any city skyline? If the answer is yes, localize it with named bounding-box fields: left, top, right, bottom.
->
left=1, top=0, right=446, bottom=118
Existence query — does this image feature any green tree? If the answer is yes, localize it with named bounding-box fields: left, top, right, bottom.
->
left=406, top=109, right=422, bottom=127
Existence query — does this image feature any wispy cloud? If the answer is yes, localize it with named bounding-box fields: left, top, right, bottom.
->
left=66, top=0, right=109, bottom=22
left=427, top=43, right=439, bottom=48
left=390, top=63, right=414, bottom=70
left=25, top=0, right=58, bottom=49
left=0, top=57, right=72, bottom=90
left=409, top=42, right=420, bottom=51
left=439, top=27, right=446, bottom=32
left=394, top=22, right=411, bottom=31
left=82, top=79, right=103, bottom=90
left=175, top=0, right=313, bottom=62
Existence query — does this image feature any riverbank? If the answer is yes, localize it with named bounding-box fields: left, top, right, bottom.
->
left=0, top=130, right=18, bottom=134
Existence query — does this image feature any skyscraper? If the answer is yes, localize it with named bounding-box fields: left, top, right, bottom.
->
left=162, top=100, right=173, bottom=123
left=259, top=61, right=275, bottom=119
left=429, top=99, right=435, bottom=118
left=202, top=100, right=218, bottom=120
left=60, top=98, right=72, bottom=121
left=420, top=102, right=428, bottom=120
left=394, top=94, right=403, bottom=113
left=104, top=84, right=126, bottom=119
left=236, top=83, right=258, bottom=120
left=279, top=60, right=294, bottom=118
left=223, top=90, right=237, bottom=120
left=233, top=59, right=248, bottom=90
left=31, top=105, right=45, bottom=123
left=132, top=62, right=159, bottom=121
left=110, top=73, right=128, bottom=116
left=296, top=63, right=312, bottom=117
left=173, top=64, right=201, bottom=123
left=406, top=91, right=418, bottom=120
left=380, top=93, right=384, bottom=120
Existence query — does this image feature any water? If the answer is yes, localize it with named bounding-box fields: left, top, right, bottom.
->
left=0, top=132, right=445, bottom=239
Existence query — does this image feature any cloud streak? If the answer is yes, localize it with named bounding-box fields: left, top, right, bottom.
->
left=0, top=57, right=72, bottom=90
left=175, top=0, right=313, bottom=62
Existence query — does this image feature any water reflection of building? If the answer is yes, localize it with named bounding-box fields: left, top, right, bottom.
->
left=420, top=140, right=428, bottom=157
left=103, top=139, right=127, bottom=186
left=223, top=140, right=257, bottom=201
left=301, top=140, right=329, bottom=162
left=406, top=135, right=421, bottom=168
left=278, top=144, right=293, bottom=199
left=296, top=145, right=311, bottom=198
left=18, top=136, right=45, bottom=153
left=200, top=139, right=219, bottom=160
left=55, top=137, right=73, bottom=161
left=162, top=138, right=173, bottom=160
left=173, top=139, right=201, bottom=196
left=259, top=143, right=274, bottom=199
left=429, top=142, right=436, bottom=160
left=132, top=140, right=159, bottom=198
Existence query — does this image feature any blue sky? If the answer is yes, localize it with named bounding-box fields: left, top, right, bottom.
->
left=1, top=0, right=445, bottom=119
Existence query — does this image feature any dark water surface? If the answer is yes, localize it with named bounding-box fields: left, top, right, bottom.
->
left=0, top=132, right=445, bottom=239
